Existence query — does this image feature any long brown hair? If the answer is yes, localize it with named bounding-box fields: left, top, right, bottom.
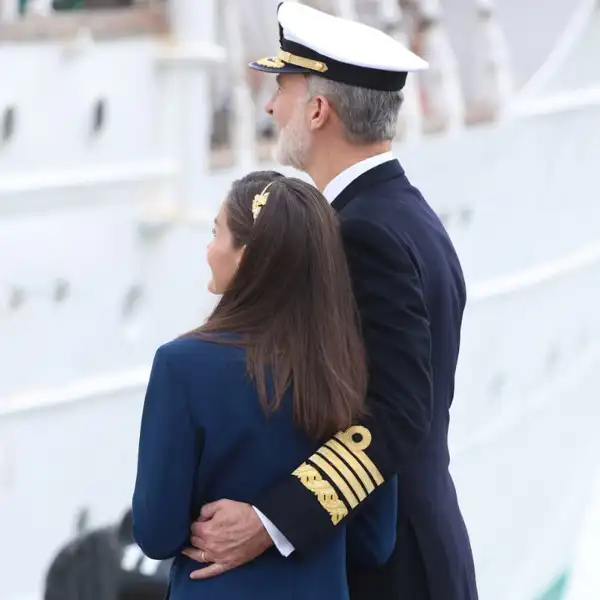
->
left=195, top=171, right=367, bottom=440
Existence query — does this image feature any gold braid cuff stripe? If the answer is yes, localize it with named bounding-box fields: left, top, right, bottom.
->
left=324, top=438, right=375, bottom=494
left=292, top=462, right=348, bottom=525
left=292, top=426, right=385, bottom=524
left=335, top=426, right=384, bottom=486
left=316, top=447, right=366, bottom=504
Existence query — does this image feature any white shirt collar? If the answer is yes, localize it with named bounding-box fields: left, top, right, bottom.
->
left=322, top=151, right=395, bottom=203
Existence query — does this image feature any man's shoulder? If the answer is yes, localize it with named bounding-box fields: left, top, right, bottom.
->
left=339, top=182, right=463, bottom=282
left=341, top=173, right=423, bottom=224
left=344, top=176, right=453, bottom=243
left=338, top=184, right=421, bottom=253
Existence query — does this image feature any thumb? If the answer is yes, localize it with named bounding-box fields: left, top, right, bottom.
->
left=199, top=500, right=222, bottom=520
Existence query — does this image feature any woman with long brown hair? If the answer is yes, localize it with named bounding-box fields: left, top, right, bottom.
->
left=132, top=171, right=397, bottom=600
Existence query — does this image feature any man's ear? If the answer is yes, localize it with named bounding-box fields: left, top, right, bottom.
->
left=308, top=95, right=333, bottom=131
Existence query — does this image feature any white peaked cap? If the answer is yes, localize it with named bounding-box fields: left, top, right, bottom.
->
left=249, top=2, right=428, bottom=92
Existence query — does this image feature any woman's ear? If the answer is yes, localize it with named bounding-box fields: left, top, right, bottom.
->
left=235, top=245, right=246, bottom=267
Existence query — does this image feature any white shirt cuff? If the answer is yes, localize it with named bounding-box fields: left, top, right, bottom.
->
left=252, top=506, right=295, bottom=557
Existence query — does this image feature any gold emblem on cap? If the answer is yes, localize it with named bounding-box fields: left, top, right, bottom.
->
left=277, top=50, right=328, bottom=73
left=256, top=56, right=286, bottom=69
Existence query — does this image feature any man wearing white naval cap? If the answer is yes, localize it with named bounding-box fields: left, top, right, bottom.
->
left=185, top=4, right=478, bottom=599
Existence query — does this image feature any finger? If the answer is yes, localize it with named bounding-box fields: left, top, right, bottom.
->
left=190, top=562, right=231, bottom=580
left=190, top=520, right=210, bottom=539
left=190, top=515, right=210, bottom=535
left=199, top=501, right=221, bottom=520
left=181, top=547, right=208, bottom=563
left=190, top=536, right=207, bottom=550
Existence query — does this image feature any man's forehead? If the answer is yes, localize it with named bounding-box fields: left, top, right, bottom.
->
left=276, top=72, right=305, bottom=87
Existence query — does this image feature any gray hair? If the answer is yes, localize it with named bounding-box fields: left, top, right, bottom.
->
left=306, top=75, right=404, bottom=144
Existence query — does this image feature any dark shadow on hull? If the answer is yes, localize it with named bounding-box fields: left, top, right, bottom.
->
left=44, top=508, right=169, bottom=600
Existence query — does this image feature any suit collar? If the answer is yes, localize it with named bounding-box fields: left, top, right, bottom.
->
left=322, top=152, right=395, bottom=203
left=331, top=158, right=405, bottom=213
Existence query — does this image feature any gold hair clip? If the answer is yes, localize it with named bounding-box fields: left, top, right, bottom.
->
left=252, top=182, right=274, bottom=221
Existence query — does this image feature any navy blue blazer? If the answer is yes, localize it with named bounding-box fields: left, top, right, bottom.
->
left=254, top=160, right=478, bottom=600
left=132, top=336, right=398, bottom=600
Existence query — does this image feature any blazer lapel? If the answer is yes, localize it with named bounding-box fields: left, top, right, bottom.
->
left=331, top=159, right=405, bottom=213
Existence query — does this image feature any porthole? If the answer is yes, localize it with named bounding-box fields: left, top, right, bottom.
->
left=122, top=283, right=146, bottom=343
left=91, top=98, right=107, bottom=135
left=7, top=287, right=25, bottom=311
left=459, top=207, right=473, bottom=226
left=122, top=284, right=144, bottom=320
left=53, top=279, right=70, bottom=303
left=1, top=106, right=16, bottom=144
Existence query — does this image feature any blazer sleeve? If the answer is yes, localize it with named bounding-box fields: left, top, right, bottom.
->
left=132, top=346, right=204, bottom=560
left=346, top=475, right=398, bottom=567
left=253, top=218, right=433, bottom=552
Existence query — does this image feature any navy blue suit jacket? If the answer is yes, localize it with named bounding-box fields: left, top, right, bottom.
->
left=255, top=160, right=478, bottom=600
left=132, top=337, right=398, bottom=600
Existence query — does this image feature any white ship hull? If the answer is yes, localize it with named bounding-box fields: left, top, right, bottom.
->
left=1, top=3, right=599, bottom=599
